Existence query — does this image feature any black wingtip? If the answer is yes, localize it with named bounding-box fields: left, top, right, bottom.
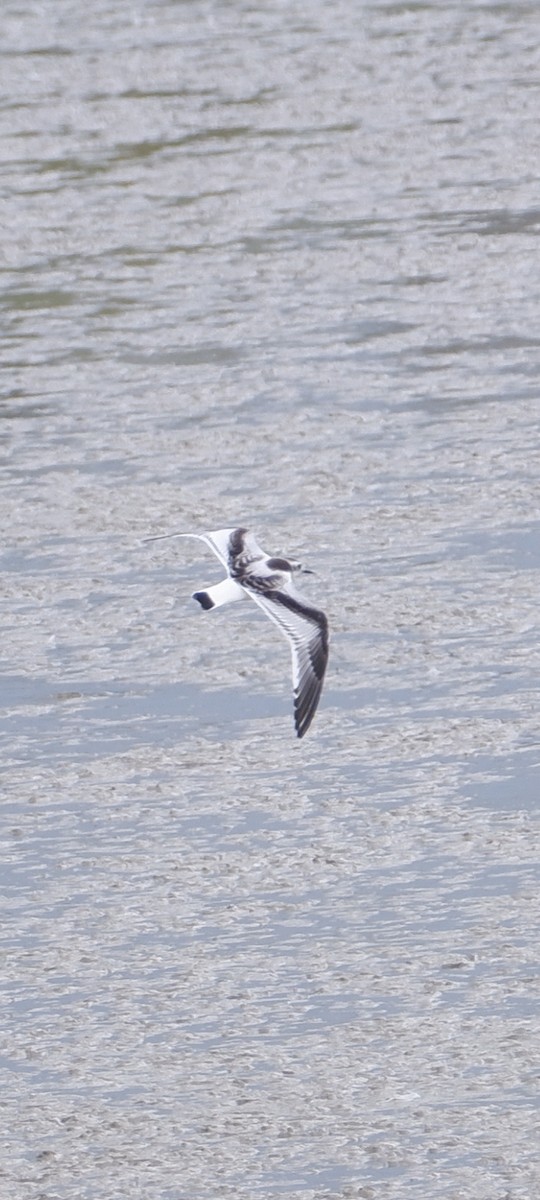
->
left=293, top=671, right=325, bottom=739
left=294, top=701, right=317, bottom=739
left=295, top=715, right=314, bottom=739
left=193, top=590, right=214, bottom=610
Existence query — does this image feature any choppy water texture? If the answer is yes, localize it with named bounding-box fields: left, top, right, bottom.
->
left=1, top=2, right=540, bottom=1198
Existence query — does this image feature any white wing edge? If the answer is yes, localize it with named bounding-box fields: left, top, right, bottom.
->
left=144, top=529, right=235, bottom=569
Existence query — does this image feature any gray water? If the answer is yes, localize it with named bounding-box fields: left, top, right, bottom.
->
left=1, top=2, right=539, bottom=1198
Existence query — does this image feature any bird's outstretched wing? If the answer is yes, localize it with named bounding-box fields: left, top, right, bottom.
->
left=143, top=529, right=232, bottom=569
left=244, top=584, right=329, bottom=738
left=146, top=527, right=268, bottom=573
left=225, top=528, right=268, bottom=576
left=184, top=528, right=267, bottom=572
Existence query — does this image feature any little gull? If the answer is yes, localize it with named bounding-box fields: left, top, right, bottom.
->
left=149, top=527, right=329, bottom=738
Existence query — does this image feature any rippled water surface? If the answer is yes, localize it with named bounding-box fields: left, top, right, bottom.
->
left=1, top=2, right=539, bottom=1198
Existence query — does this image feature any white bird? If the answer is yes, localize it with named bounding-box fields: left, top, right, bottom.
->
left=148, top=527, right=329, bottom=738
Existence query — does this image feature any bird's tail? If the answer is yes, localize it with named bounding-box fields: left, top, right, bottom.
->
left=193, top=578, right=245, bottom=610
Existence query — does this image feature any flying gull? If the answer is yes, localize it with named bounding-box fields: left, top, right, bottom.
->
left=149, top=527, right=329, bottom=738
